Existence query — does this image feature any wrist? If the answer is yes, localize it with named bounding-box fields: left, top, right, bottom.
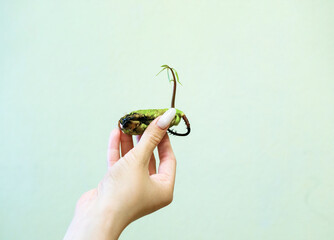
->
left=64, top=201, right=128, bottom=240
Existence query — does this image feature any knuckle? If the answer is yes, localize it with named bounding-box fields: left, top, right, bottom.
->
left=75, top=189, right=97, bottom=210
left=125, top=149, right=140, bottom=162
left=171, top=155, right=177, bottom=163
left=161, top=187, right=174, bottom=206
left=123, top=150, right=142, bottom=167
left=163, top=193, right=173, bottom=206
left=147, top=131, right=162, bottom=147
left=126, top=149, right=136, bottom=159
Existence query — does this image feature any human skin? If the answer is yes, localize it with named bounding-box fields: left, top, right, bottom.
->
left=64, top=108, right=177, bottom=240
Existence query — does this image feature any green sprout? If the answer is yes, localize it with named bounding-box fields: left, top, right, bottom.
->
left=118, top=65, right=190, bottom=136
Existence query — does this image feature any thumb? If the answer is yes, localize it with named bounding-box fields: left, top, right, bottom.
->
left=135, top=108, right=176, bottom=161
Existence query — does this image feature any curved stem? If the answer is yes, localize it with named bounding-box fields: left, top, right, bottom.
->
left=167, top=115, right=191, bottom=136
left=168, top=67, right=177, bottom=108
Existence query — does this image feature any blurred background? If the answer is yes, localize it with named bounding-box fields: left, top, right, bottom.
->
left=1, top=0, right=334, bottom=239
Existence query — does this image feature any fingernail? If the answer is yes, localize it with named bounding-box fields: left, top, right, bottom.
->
left=157, top=108, right=176, bottom=129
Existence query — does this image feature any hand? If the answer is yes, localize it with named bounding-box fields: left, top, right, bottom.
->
left=64, top=108, right=177, bottom=240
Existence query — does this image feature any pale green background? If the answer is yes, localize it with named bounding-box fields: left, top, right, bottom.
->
left=1, top=0, right=334, bottom=239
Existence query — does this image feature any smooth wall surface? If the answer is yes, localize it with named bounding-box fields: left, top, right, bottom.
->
left=1, top=1, right=334, bottom=239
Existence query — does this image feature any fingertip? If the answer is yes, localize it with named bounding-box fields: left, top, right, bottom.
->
left=111, top=128, right=121, bottom=136
left=157, top=108, right=176, bottom=129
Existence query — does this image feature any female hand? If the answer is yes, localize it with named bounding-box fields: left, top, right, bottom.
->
left=64, top=108, right=177, bottom=240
